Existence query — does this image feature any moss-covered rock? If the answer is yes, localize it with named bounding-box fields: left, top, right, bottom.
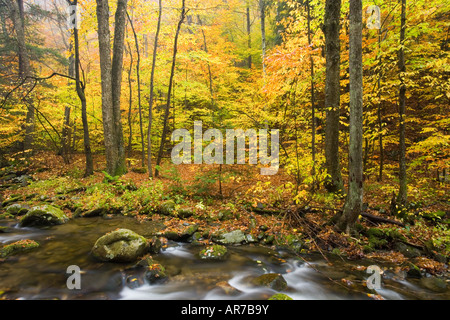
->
left=5, top=203, right=30, bottom=216
left=147, top=236, right=162, bottom=254
left=19, top=205, right=68, bottom=227
left=144, top=263, right=168, bottom=284
left=268, top=293, right=293, bottom=300
left=91, top=229, right=149, bottom=262
left=251, top=273, right=288, bottom=291
left=199, top=245, right=228, bottom=260
left=178, top=208, right=194, bottom=219
left=158, top=200, right=176, bottom=216
left=212, top=230, right=246, bottom=245
left=0, top=239, right=39, bottom=258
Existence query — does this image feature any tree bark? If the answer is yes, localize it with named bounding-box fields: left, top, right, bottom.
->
left=96, top=0, right=128, bottom=176
left=397, top=0, right=407, bottom=206
left=336, top=0, right=363, bottom=234
left=8, top=0, right=35, bottom=154
left=70, top=2, right=94, bottom=176
left=148, top=0, right=162, bottom=178
left=306, top=0, right=316, bottom=188
left=155, top=0, right=186, bottom=178
left=127, top=11, right=145, bottom=168
left=260, top=0, right=266, bottom=77
left=324, top=0, right=344, bottom=193
left=246, top=3, right=252, bottom=69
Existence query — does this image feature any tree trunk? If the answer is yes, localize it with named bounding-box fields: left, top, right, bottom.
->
left=336, top=0, right=363, bottom=234
left=148, top=0, right=162, bottom=178
left=377, top=27, right=384, bottom=182
left=397, top=0, right=407, bottom=206
left=246, top=3, right=252, bottom=69
left=61, top=106, right=71, bottom=164
left=155, top=0, right=186, bottom=178
left=96, top=0, right=128, bottom=177
left=127, top=11, right=145, bottom=168
left=324, top=0, right=344, bottom=193
left=260, top=0, right=266, bottom=77
left=71, top=0, right=93, bottom=176
left=127, top=42, right=133, bottom=159
left=8, top=0, right=35, bottom=154
left=306, top=0, right=316, bottom=189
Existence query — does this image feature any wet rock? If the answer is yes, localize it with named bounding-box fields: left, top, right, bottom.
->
left=404, top=262, right=422, bottom=279
left=160, top=224, right=199, bottom=242
left=19, top=205, right=69, bottom=227
left=199, top=245, right=228, bottom=260
left=394, top=242, right=423, bottom=258
left=148, top=236, right=162, bottom=254
left=420, top=276, right=448, bottom=293
left=0, top=239, right=39, bottom=258
left=5, top=203, right=30, bottom=216
left=0, top=226, right=14, bottom=233
left=268, top=293, right=293, bottom=300
left=144, top=263, right=168, bottom=284
left=1, top=196, right=21, bottom=208
left=215, top=281, right=241, bottom=296
left=91, top=229, right=149, bottom=262
left=251, top=273, right=288, bottom=291
left=82, top=208, right=107, bottom=218
left=213, top=230, right=246, bottom=245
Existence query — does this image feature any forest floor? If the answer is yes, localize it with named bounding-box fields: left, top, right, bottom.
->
left=1, top=151, right=449, bottom=279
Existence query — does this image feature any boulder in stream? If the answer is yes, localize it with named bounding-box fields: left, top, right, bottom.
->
left=91, top=228, right=149, bottom=262
left=19, top=205, right=69, bottom=227
left=0, top=239, right=39, bottom=258
left=250, top=273, right=288, bottom=291
left=199, top=245, right=228, bottom=260
left=212, top=230, right=246, bottom=245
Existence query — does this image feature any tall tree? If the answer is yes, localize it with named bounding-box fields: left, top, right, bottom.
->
left=7, top=0, right=35, bottom=153
left=397, top=0, right=407, bottom=206
left=336, top=0, right=363, bottom=234
left=155, top=0, right=186, bottom=178
left=127, top=11, right=145, bottom=168
left=323, top=0, right=344, bottom=193
left=306, top=0, right=316, bottom=188
left=246, top=2, right=252, bottom=68
left=148, top=0, right=162, bottom=178
left=96, top=0, right=128, bottom=176
left=68, top=0, right=94, bottom=176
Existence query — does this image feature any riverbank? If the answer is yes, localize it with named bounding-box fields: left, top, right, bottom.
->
left=0, top=153, right=449, bottom=299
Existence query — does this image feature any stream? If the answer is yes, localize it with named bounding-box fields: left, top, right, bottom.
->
left=0, top=216, right=448, bottom=300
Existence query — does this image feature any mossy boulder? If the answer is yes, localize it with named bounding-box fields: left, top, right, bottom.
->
left=5, top=203, right=30, bottom=216
left=160, top=224, right=199, bottom=242
left=251, top=273, right=288, bottom=291
left=199, top=245, right=228, bottom=260
left=144, top=263, right=168, bottom=284
left=212, top=230, right=246, bottom=245
left=158, top=200, right=176, bottom=216
left=0, top=239, right=39, bottom=258
left=91, top=229, right=149, bottom=262
left=19, top=205, right=69, bottom=227
left=268, top=293, right=293, bottom=300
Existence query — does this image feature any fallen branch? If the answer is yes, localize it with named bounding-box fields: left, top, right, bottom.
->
left=303, top=205, right=405, bottom=227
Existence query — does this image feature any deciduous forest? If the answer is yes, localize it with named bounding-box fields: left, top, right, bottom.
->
left=0, top=0, right=449, bottom=301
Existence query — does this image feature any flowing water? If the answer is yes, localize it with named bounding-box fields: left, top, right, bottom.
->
left=0, top=216, right=448, bottom=300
